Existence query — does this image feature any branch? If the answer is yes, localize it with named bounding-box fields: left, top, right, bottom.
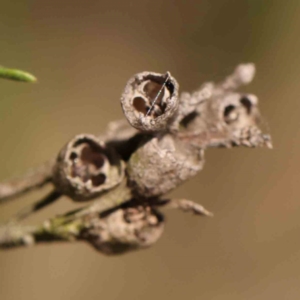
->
left=0, top=159, right=55, bottom=204
left=10, top=190, right=61, bottom=222
left=0, top=63, right=272, bottom=254
left=155, top=198, right=213, bottom=216
left=0, top=197, right=212, bottom=253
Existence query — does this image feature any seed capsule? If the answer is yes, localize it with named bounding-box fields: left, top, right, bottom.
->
left=120, top=71, right=179, bottom=132
left=82, top=205, right=164, bottom=255
left=52, top=134, right=125, bottom=201
left=126, top=134, right=205, bottom=198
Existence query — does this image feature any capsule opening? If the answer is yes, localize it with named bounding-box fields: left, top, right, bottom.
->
left=69, top=139, right=108, bottom=187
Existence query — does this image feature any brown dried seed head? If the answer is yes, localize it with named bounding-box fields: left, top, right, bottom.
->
left=220, top=93, right=260, bottom=127
left=179, top=91, right=271, bottom=148
left=126, top=134, right=205, bottom=198
left=120, top=71, right=179, bottom=132
left=52, top=134, right=125, bottom=201
left=82, top=206, right=165, bottom=255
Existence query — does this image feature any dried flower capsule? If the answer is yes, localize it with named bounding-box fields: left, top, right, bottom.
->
left=221, top=93, right=271, bottom=147
left=120, top=71, right=179, bottom=132
left=52, top=134, right=125, bottom=201
left=126, top=134, right=205, bottom=198
left=179, top=92, right=271, bottom=148
left=82, top=205, right=164, bottom=255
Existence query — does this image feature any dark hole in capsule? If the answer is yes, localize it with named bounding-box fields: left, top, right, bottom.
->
left=133, top=97, right=148, bottom=115
left=165, top=80, right=174, bottom=94
left=180, top=111, right=199, bottom=127
left=240, top=96, right=252, bottom=114
left=223, top=105, right=238, bottom=124
left=224, top=105, right=236, bottom=118
left=81, top=145, right=105, bottom=169
left=70, top=140, right=107, bottom=182
left=143, top=81, right=165, bottom=104
left=143, top=80, right=169, bottom=117
left=91, top=173, right=106, bottom=187
left=69, top=152, right=78, bottom=161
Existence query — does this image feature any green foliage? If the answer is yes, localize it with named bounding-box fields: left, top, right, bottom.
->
left=0, top=66, right=37, bottom=83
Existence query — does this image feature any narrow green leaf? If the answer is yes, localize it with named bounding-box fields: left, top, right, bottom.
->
left=0, top=66, right=37, bottom=83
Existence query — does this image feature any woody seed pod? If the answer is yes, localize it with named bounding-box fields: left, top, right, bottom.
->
left=180, top=91, right=270, bottom=148
left=52, top=134, right=125, bottom=201
left=120, top=71, right=179, bottom=132
left=82, top=205, right=165, bottom=255
left=126, top=134, right=205, bottom=198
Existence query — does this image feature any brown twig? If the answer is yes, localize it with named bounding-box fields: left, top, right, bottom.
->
left=155, top=198, right=213, bottom=217
left=10, top=190, right=61, bottom=223
left=0, top=159, right=55, bottom=204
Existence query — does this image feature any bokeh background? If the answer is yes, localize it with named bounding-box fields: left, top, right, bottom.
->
left=0, top=1, right=299, bottom=299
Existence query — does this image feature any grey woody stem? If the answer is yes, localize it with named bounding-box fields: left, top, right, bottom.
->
left=0, top=159, right=55, bottom=204
left=11, top=190, right=61, bottom=222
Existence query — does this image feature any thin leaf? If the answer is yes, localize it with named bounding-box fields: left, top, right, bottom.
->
left=0, top=66, right=37, bottom=83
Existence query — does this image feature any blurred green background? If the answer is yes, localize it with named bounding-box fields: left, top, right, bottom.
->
left=1, top=0, right=300, bottom=299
